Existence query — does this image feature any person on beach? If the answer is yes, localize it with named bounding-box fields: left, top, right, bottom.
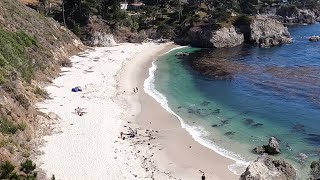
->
left=120, top=132, right=123, bottom=139
left=133, top=88, right=136, bottom=93
left=136, top=87, right=138, bottom=92
left=201, top=173, right=205, bottom=180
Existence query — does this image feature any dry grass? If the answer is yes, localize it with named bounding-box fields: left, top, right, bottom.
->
left=19, top=0, right=62, bottom=6
left=19, top=0, right=39, bottom=5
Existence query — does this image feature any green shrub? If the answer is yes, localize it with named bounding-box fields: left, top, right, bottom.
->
left=233, top=15, right=252, bottom=26
left=0, top=160, right=38, bottom=180
left=0, top=161, right=16, bottom=179
left=0, top=29, right=40, bottom=83
left=20, top=159, right=37, bottom=179
left=0, top=73, right=5, bottom=84
left=33, top=86, right=48, bottom=97
left=20, top=159, right=36, bottom=175
left=17, top=123, right=27, bottom=131
left=0, top=117, right=18, bottom=134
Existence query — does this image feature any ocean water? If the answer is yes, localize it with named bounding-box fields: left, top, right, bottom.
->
left=148, top=24, right=320, bottom=178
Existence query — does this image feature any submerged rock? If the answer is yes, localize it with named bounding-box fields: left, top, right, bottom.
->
left=175, top=52, right=190, bottom=57
left=240, top=154, right=296, bottom=180
left=292, top=123, right=305, bottom=132
left=252, top=123, right=264, bottom=128
left=244, top=118, right=254, bottom=125
left=200, top=101, right=210, bottom=106
left=225, top=131, right=236, bottom=136
left=253, top=137, right=281, bottom=155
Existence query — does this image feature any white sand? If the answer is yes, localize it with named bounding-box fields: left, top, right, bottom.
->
left=36, top=43, right=169, bottom=180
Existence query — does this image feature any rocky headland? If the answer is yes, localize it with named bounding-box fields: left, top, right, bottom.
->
left=276, top=8, right=320, bottom=25
left=176, top=15, right=292, bottom=48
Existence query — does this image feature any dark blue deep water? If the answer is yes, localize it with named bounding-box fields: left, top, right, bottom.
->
left=153, top=24, right=320, bottom=178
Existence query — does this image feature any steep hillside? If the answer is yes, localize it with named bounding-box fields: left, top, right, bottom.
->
left=0, top=0, right=83, bottom=171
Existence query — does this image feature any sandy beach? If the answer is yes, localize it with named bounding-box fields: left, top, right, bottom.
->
left=36, top=42, right=239, bottom=179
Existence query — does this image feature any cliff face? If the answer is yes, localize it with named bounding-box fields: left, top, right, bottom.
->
left=249, top=15, right=292, bottom=48
left=0, top=0, right=83, bottom=165
left=187, top=25, right=244, bottom=48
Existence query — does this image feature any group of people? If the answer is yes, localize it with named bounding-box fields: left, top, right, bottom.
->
left=74, top=107, right=85, bottom=116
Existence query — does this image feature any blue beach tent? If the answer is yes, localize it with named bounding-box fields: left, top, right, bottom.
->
left=71, top=86, right=82, bottom=92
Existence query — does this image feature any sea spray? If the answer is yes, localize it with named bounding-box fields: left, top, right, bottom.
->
left=144, top=60, right=249, bottom=175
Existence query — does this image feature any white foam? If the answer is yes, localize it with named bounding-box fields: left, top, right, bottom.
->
left=144, top=56, right=249, bottom=176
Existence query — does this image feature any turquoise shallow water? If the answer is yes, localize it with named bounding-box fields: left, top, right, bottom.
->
left=151, top=24, right=320, bottom=178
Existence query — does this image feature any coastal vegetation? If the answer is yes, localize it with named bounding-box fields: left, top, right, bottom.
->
left=30, top=0, right=320, bottom=45
left=0, top=0, right=82, bottom=176
left=0, top=0, right=318, bottom=179
left=0, top=159, right=37, bottom=180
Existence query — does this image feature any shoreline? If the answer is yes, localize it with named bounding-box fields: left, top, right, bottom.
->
left=36, top=42, right=239, bottom=179
left=118, top=43, right=239, bottom=179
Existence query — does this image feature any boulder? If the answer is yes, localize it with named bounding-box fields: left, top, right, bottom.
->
left=265, top=137, right=281, bottom=155
left=240, top=154, right=296, bottom=180
left=253, top=146, right=265, bottom=154
left=253, top=137, right=280, bottom=155
left=187, top=25, right=244, bottom=48
left=250, top=15, right=292, bottom=48
left=309, top=36, right=320, bottom=42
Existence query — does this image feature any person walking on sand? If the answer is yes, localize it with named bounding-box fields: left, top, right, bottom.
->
left=201, top=173, right=205, bottom=180
left=133, top=88, right=136, bottom=93
left=136, top=87, right=138, bottom=92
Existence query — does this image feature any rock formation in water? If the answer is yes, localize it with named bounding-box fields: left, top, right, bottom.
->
left=186, top=25, right=244, bottom=48
left=309, top=36, right=320, bottom=42
left=240, top=154, right=296, bottom=180
left=249, top=15, right=292, bottom=48
left=253, top=137, right=281, bottom=155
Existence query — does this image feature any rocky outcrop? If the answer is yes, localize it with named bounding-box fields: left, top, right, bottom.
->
left=253, top=137, right=281, bottom=155
left=240, top=154, right=296, bottom=180
left=187, top=25, right=244, bottom=48
left=249, top=15, right=292, bottom=48
left=85, top=16, right=116, bottom=47
left=91, top=31, right=116, bottom=47
left=309, top=36, right=320, bottom=42
left=286, top=9, right=317, bottom=24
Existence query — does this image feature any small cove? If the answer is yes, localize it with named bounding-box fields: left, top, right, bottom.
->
left=152, top=24, right=320, bottom=178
